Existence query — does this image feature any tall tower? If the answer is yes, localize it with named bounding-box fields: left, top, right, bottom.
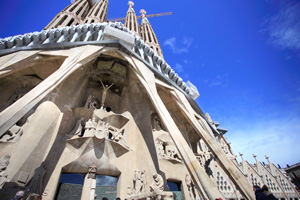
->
left=45, top=0, right=90, bottom=29
left=83, top=0, right=108, bottom=24
left=124, top=1, right=139, bottom=35
left=0, top=1, right=299, bottom=200
left=140, top=9, right=164, bottom=59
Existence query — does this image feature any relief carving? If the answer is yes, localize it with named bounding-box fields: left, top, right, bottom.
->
left=155, top=139, right=182, bottom=162
left=185, top=174, right=196, bottom=199
left=88, top=166, right=97, bottom=179
left=85, top=95, right=100, bottom=110
left=0, top=154, right=10, bottom=188
left=150, top=173, right=164, bottom=192
left=151, top=114, right=165, bottom=131
left=0, top=124, right=23, bottom=143
left=133, top=169, right=146, bottom=195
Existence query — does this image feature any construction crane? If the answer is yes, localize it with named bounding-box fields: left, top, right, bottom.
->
left=107, top=12, right=172, bottom=22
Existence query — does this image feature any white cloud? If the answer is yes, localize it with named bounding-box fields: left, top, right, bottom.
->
left=262, top=2, right=300, bottom=50
left=174, top=63, right=183, bottom=73
left=203, top=74, right=229, bottom=88
left=226, top=115, right=300, bottom=166
left=163, top=37, right=193, bottom=54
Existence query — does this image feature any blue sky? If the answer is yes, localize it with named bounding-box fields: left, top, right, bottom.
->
left=1, top=0, right=299, bottom=167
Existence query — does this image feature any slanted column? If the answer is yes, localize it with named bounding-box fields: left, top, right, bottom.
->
left=81, top=166, right=97, bottom=200
left=126, top=55, right=224, bottom=199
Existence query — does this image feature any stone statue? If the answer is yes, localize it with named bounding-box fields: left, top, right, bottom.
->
left=85, top=95, right=100, bottom=110
left=110, top=128, right=130, bottom=149
left=152, top=114, right=164, bottom=131
left=0, top=171, right=8, bottom=189
left=155, top=140, right=165, bottom=158
left=133, top=170, right=146, bottom=194
left=88, top=166, right=97, bottom=179
left=150, top=173, right=164, bottom=192
left=185, top=174, right=196, bottom=199
left=204, top=153, right=214, bottom=178
left=95, top=119, right=109, bottom=139
left=27, top=164, right=46, bottom=195
left=84, top=118, right=97, bottom=137
left=66, top=118, right=83, bottom=138
left=165, top=145, right=181, bottom=160
left=100, top=80, right=114, bottom=109
left=0, top=124, right=23, bottom=142
left=0, top=154, right=10, bottom=172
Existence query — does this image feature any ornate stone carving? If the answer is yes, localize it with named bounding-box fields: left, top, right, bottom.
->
left=165, top=145, right=181, bottom=161
left=204, top=153, right=214, bottom=178
left=0, top=124, right=23, bottom=143
left=100, top=80, right=114, bottom=109
left=155, top=140, right=165, bottom=158
left=133, top=169, right=146, bottom=195
left=85, top=95, right=100, bottom=110
left=151, top=114, right=165, bottom=131
left=88, top=166, right=97, bottom=179
left=0, top=171, right=8, bottom=188
left=150, top=173, right=164, bottom=192
left=185, top=174, right=196, bottom=199
left=84, top=118, right=98, bottom=137
left=27, top=164, right=46, bottom=195
left=66, top=118, right=83, bottom=138
left=0, top=154, right=10, bottom=172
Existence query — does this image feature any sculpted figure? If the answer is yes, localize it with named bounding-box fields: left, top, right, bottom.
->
left=0, top=154, right=10, bottom=172
left=185, top=174, right=196, bottom=199
left=0, top=171, right=8, bottom=188
left=27, top=164, right=46, bottom=195
left=133, top=170, right=146, bottom=194
left=87, top=95, right=100, bottom=110
left=0, top=124, right=23, bottom=142
left=84, top=118, right=97, bottom=137
left=156, top=141, right=165, bottom=158
left=150, top=173, right=164, bottom=192
left=110, top=128, right=130, bottom=149
left=165, top=145, right=181, bottom=160
left=95, top=120, right=109, bottom=139
left=204, top=153, right=214, bottom=178
left=88, top=166, right=97, bottom=179
left=152, top=115, right=164, bottom=131
left=100, top=81, right=114, bottom=109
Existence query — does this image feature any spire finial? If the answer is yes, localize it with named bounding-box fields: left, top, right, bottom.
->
left=140, top=9, right=146, bottom=18
left=128, top=1, right=134, bottom=8
left=253, top=154, right=257, bottom=158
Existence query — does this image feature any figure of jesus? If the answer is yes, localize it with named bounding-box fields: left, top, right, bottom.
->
left=100, top=80, right=114, bottom=109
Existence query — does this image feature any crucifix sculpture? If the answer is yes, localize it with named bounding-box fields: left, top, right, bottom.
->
left=100, top=80, right=114, bottom=109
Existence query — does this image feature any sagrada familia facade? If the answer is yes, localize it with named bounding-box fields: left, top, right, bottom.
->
left=0, top=0, right=299, bottom=199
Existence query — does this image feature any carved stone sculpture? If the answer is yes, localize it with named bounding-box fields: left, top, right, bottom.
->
left=95, top=119, right=110, bottom=139
left=85, top=95, right=100, bottom=110
left=185, top=174, right=196, bottom=199
left=100, top=80, right=114, bottom=108
left=84, top=118, right=97, bottom=137
left=27, top=164, right=46, bottom=195
left=155, top=140, right=165, bottom=158
left=204, top=153, right=214, bottom=178
left=110, top=128, right=130, bottom=149
left=133, top=169, right=146, bottom=195
left=0, top=154, right=10, bottom=172
left=0, top=124, right=23, bottom=142
left=150, top=173, right=164, bottom=192
left=65, top=118, right=83, bottom=138
left=88, top=166, right=97, bottom=179
left=165, top=145, right=181, bottom=160
left=0, top=171, right=8, bottom=189
left=151, top=114, right=164, bottom=131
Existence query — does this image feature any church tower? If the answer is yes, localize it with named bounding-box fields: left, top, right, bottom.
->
left=0, top=1, right=299, bottom=200
left=140, top=9, right=164, bottom=59
left=124, top=1, right=139, bottom=35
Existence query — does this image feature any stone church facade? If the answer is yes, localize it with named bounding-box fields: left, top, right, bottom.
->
left=0, top=0, right=299, bottom=199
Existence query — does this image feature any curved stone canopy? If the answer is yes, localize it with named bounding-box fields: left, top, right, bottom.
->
left=0, top=22, right=195, bottom=99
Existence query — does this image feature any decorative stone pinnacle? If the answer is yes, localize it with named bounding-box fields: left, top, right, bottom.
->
left=128, top=1, right=134, bottom=8
left=239, top=152, right=243, bottom=157
left=140, top=9, right=146, bottom=18
left=253, top=154, right=256, bottom=158
left=265, top=155, right=269, bottom=160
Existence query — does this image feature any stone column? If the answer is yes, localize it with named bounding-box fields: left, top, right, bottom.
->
left=126, top=55, right=224, bottom=199
left=81, top=166, right=97, bottom=200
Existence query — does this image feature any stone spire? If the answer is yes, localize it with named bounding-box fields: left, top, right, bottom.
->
left=83, top=0, right=108, bottom=24
left=140, top=9, right=164, bottom=59
left=124, top=1, right=139, bottom=35
left=45, top=0, right=90, bottom=29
